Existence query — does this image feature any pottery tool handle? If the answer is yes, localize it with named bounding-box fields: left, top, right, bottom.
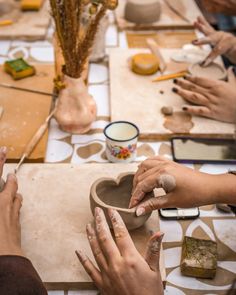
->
left=146, top=38, right=167, bottom=73
left=0, top=178, right=5, bottom=192
left=15, top=109, right=55, bottom=174
left=152, top=70, right=188, bottom=82
left=0, top=20, right=13, bottom=27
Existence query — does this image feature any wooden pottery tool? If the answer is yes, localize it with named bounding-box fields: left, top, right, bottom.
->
left=146, top=38, right=167, bottom=73
left=163, top=0, right=191, bottom=23
left=0, top=83, right=54, bottom=97
left=152, top=70, right=188, bottom=82
left=14, top=109, right=55, bottom=174
left=0, top=178, right=4, bottom=192
left=0, top=106, right=3, bottom=120
left=0, top=20, right=13, bottom=26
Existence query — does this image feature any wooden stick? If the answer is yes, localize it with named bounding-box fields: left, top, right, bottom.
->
left=0, top=106, right=3, bottom=120
left=146, top=38, right=167, bottom=73
left=0, top=20, right=13, bottom=27
left=0, top=83, right=54, bottom=97
left=14, top=109, right=56, bottom=174
left=152, top=70, right=188, bottom=82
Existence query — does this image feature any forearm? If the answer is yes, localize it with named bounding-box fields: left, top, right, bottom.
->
left=226, top=42, right=236, bottom=64
left=214, top=174, right=236, bottom=205
left=0, top=255, right=47, bottom=295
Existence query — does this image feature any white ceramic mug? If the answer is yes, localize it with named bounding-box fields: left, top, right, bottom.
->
left=104, top=121, right=139, bottom=163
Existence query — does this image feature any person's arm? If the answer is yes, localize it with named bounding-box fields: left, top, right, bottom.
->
left=76, top=207, right=164, bottom=295
left=173, top=67, right=236, bottom=123
left=201, top=0, right=236, bottom=15
left=0, top=147, right=47, bottom=295
left=193, top=16, right=236, bottom=66
left=129, top=156, right=236, bottom=216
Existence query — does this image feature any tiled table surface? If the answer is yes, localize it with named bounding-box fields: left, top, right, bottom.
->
left=0, top=11, right=236, bottom=295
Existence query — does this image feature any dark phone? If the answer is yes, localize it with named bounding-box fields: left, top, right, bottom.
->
left=159, top=207, right=200, bottom=220
left=171, top=137, right=236, bottom=164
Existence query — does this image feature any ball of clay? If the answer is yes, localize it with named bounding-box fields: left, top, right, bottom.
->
left=131, top=53, right=159, bottom=75
left=125, top=0, right=161, bottom=24
left=161, top=106, right=173, bottom=116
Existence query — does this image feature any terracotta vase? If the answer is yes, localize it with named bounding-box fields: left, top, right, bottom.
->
left=54, top=75, right=97, bottom=134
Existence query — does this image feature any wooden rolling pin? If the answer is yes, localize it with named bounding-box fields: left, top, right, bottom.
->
left=146, top=38, right=167, bottom=73
left=14, top=109, right=55, bottom=174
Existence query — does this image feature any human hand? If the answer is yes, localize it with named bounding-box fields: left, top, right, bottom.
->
left=192, top=16, right=236, bottom=66
left=172, top=67, right=236, bottom=123
left=76, top=207, right=164, bottom=295
left=200, top=0, right=236, bottom=15
left=0, top=147, right=23, bottom=256
left=130, top=156, right=226, bottom=216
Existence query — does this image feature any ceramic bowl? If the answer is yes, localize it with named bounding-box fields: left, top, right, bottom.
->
left=188, top=62, right=227, bottom=80
left=124, top=0, right=161, bottom=24
left=90, top=173, right=152, bottom=230
left=104, top=121, right=139, bottom=163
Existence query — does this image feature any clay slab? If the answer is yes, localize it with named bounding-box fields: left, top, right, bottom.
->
left=3, top=163, right=166, bottom=290
left=109, top=48, right=234, bottom=140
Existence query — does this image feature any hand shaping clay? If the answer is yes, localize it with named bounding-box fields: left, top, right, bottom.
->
left=131, top=53, right=159, bottom=75
left=90, top=173, right=152, bottom=230
left=124, top=0, right=161, bottom=24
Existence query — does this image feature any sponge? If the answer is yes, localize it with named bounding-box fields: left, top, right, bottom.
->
left=21, top=0, right=44, bottom=11
left=4, top=58, right=36, bottom=80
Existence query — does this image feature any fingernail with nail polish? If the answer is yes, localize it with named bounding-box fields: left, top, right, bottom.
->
left=173, top=79, right=178, bottom=84
left=136, top=207, right=145, bottom=217
left=172, top=87, right=178, bottom=93
left=182, top=107, right=188, bottom=111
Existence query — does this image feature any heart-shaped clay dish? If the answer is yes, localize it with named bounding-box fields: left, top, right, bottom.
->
left=90, top=173, right=152, bottom=230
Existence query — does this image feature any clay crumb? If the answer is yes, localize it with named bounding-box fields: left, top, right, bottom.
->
left=159, top=90, right=164, bottom=95
left=161, top=106, right=173, bottom=116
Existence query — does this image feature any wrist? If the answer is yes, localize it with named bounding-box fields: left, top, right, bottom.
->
left=212, top=174, right=236, bottom=205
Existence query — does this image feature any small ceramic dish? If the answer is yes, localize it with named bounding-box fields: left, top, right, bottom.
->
left=188, top=62, right=227, bottom=80
left=124, top=0, right=161, bottom=24
left=90, top=173, right=152, bottom=230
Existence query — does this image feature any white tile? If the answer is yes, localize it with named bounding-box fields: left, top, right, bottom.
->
left=88, top=64, right=108, bottom=84
left=0, top=40, right=11, bottom=55
left=88, top=85, right=110, bottom=117
left=30, top=47, right=54, bottom=62
left=71, top=133, right=105, bottom=145
left=48, top=118, right=70, bottom=140
left=105, top=24, right=118, bottom=47
left=45, top=140, right=73, bottom=163
left=11, top=40, right=52, bottom=47
left=118, top=32, right=128, bottom=49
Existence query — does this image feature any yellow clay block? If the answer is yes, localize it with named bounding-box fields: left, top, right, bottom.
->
left=21, top=0, right=44, bottom=11
left=131, top=53, right=159, bottom=76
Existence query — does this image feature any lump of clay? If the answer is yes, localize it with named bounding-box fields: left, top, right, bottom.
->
left=131, top=53, right=159, bottom=75
left=125, top=0, right=161, bottom=24
left=90, top=173, right=152, bottom=230
left=161, top=106, right=173, bottom=116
